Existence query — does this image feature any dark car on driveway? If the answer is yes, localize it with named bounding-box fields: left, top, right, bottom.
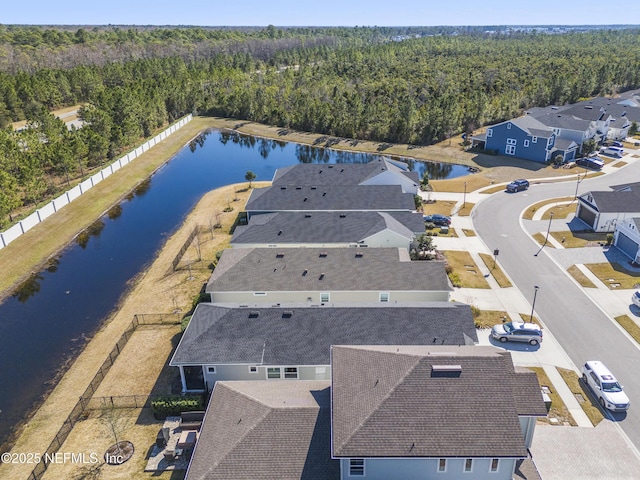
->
left=575, top=157, right=604, bottom=170
left=506, top=179, right=529, bottom=193
left=423, top=214, right=451, bottom=226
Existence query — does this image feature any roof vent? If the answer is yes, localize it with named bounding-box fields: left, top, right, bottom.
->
left=319, top=252, right=328, bottom=257
left=340, top=168, right=344, bottom=172
left=276, top=252, right=285, bottom=257
left=277, top=230, right=283, bottom=236
left=304, top=214, right=312, bottom=218
left=302, top=269, right=308, bottom=276
left=319, top=170, right=323, bottom=174
left=319, top=273, right=325, bottom=280
left=585, top=106, right=593, bottom=109
left=282, top=311, right=293, bottom=318
left=303, top=197, right=308, bottom=202
left=280, top=186, right=287, bottom=190
left=296, top=186, right=302, bottom=190
left=311, top=186, right=317, bottom=190
left=355, top=252, right=364, bottom=258
left=249, top=311, right=260, bottom=318
left=339, top=214, right=346, bottom=218
left=328, top=165, right=334, bottom=168
left=431, top=365, right=462, bottom=377
left=322, top=192, right=327, bottom=196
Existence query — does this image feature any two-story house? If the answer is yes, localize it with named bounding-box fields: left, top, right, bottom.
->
left=480, top=116, right=557, bottom=163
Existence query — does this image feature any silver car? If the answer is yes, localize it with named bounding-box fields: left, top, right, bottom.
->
left=491, top=321, right=543, bottom=346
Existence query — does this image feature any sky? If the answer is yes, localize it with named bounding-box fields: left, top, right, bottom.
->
left=2, top=0, right=638, bottom=27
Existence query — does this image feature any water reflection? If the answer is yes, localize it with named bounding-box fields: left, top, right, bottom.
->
left=12, top=272, right=44, bottom=303
left=107, top=205, right=123, bottom=220
left=134, top=178, right=152, bottom=196
left=75, top=219, right=105, bottom=249
left=188, top=133, right=207, bottom=152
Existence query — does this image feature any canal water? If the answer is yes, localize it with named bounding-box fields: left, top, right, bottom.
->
left=0, top=129, right=472, bottom=448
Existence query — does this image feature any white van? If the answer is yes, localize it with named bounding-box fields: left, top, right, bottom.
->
left=582, top=360, right=630, bottom=411
left=602, top=146, right=624, bottom=158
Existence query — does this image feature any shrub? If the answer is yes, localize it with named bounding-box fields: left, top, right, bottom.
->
left=444, top=265, right=453, bottom=274
left=192, top=292, right=211, bottom=310
left=606, top=233, right=614, bottom=245
left=152, top=395, right=204, bottom=419
left=448, top=272, right=462, bottom=287
left=425, top=222, right=436, bottom=230
left=181, top=315, right=192, bottom=332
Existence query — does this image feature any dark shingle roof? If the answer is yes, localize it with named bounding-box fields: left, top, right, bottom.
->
left=584, top=188, right=640, bottom=213
left=510, top=116, right=553, bottom=137
left=206, top=247, right=451, bottom=293
left=534, top=113, right=592, bottom=131
left=331, top=345, right=545, bottom=459
left=231, top=211, right=424, bottom=245
left=186, top=381, right=338, bottom=480
left=170, top=303, right=478, bottom=366
left=245, top=184, right=415, bottom=213
left=272, top=158, right=419, bottom=187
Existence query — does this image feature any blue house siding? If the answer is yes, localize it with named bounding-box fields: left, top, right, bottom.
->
left=485, top=121, right=554, bottom=163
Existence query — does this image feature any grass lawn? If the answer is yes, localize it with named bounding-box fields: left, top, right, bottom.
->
left=584, top=263, right=640, bottom=289
left=442, top=251, right=490, bottom=289
left=530, top=367, right=576, bottom=426
left=430, top=175, right=494, bottom=193
left=550, top=231, right=608, bottom=248
left=523, top=196, right=576, bottom=220
left=470, top=309, right=509, bottom=329
left=567, top=265, right=597, bottom=288
left=532, top=232, right=556, bottom=248
left=615, top=315, right=640, bottom=344
left=613, top=161, right=627, bottom=168
left=557, top=367, right=604, bottom=426
left=456, top=202, right=474, bottom=216
left=518, top=313, right=541, bottom=325
left=540, top=201, right=578, bottom=220
left=422, top=200, right=456, bottom=216
left=478, top=253, right=512, bottom=287
left=462, top=228, right=476, bottom=237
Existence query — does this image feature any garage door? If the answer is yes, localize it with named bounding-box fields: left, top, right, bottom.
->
left=616, top=232, right=639, bottom=260
left=577, top=205, right=597, bottom=229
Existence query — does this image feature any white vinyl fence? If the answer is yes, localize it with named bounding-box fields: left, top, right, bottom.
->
left=0, top=115, right=193, bottom=250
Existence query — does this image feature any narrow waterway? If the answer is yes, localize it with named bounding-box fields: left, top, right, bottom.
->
left=0, top=129, right=473, bottom=448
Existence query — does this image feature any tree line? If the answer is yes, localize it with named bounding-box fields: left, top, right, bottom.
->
left=2, top=26, right=640, bottom=227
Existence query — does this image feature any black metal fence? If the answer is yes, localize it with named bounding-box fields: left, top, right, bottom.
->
left=27, top=313, right=181, bottom=480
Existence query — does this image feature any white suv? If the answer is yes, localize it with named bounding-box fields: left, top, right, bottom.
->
left=582, top=361, right=630, bottom=412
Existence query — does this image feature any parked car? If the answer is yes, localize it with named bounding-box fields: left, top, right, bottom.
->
left=575, top=157, right=605, bottom=170
left=582, top=361, right=630, bottom=412
left=491, top=321, right=542, bottom=346
left=506, top=179, right=529, bottom=193
left=632, top=290, right=640, bottom=308
left=423, top=214, right=451, bottom=226
left=601, top=146, right=623, bottom=158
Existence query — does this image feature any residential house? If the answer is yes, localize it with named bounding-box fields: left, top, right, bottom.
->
left=230, top=211, right=425, bottom=250
left=272, top=158, right=420, bottom=194
left=576, top=183, right=640, bottom=232
left=169, top=303, right=478, bottom=392
left=244, top=184, right=415, bottom=220
left=478, top=116, right=557, bottom=163
left=185, top=380, right=338, bottom=480
left=613, top=217, right=640, bottom=264
left=331, top=345, right=547, bottom=480
left=206, top=247, right=452, bottom=304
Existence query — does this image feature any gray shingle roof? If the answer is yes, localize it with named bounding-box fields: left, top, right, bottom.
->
left=331, top=345, right=545, bottom=459
left=170, top=303, right=478, bottom=366
left=552, top=138, right=578, bottom=150
left=510, top=116, right=554, bottom=137
left=245, top=184, right=415, bottom=213
left=583, top=188, right=640, bottom=213
left=231, top=211, right=424, bottom=245
left=206, top=247, right=451, bottom=293
left=272, top=157, right=419, bottom=186
left=534, top=112, right=592, bottom=131
left=186, top=381, right=338, bottom=480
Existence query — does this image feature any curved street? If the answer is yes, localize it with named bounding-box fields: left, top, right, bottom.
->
left=473, top=158, right=640, bottom=449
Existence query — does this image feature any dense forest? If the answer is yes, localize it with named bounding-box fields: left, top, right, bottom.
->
left=1, top=25, right=640, bottom=227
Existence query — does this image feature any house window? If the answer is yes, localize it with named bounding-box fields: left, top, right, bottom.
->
left=267, top=367, right=281, bottom=379
left=379, top=292, right=389, bottom=302
left=506, top=138, right=516, bottom=145
left=284, top=367, right=298, bottom=379
left=464, top=459, right=473, bottom=472
left=505, top=145, right=516, bottom=155
left=490, top=458, right=499, bottom=472
left=349, top=459, right=365, bottom=476
left=532, top=136, right=537, bottom=143
left=207, top=366, right=216, bottom=374
left=320, top=293, right=330, bottom=303
left=524, top=140, right=529, bottom=147
left=249, top=366, right=258, bottom=373
left=486, top=129, right=493, bottom=137
left=438, top=459, right=447, bottom=472
left=507, top=123, right=512, bottom=129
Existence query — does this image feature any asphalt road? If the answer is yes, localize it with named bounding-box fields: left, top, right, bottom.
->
left=474, top=159, right=640, bottom=448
